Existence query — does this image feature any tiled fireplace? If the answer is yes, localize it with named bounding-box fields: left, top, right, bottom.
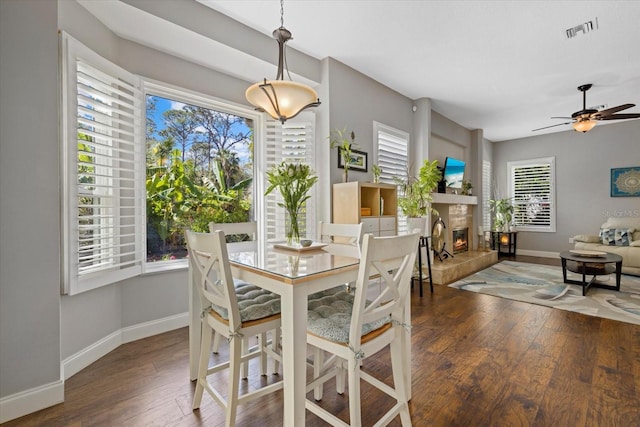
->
left=430, top=193, right=498, bottom=285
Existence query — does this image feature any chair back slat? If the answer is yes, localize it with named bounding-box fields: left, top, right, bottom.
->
left=186, top=230, right=242, bottom=329
left=318, top=221, right=363, bottom=246
left=209, top=222, right=257, bottom=242
left=350, top=232, right=419, bottom=346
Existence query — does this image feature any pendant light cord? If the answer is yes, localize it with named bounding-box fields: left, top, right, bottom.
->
left=280, top=0, right=292, bottom=81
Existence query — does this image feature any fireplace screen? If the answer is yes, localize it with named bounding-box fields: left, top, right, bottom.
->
left=452, top=228, right=469, bottom=253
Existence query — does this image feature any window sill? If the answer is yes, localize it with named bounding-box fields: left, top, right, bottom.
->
left=143, top=259, right=188, bottom=275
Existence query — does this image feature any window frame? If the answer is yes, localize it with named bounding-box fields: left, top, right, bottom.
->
left=142, top=80, right=265, bottom=274
left=508, top=156, right=556, bottom=233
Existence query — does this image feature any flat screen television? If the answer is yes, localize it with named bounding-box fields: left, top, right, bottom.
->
left=443, top=157, right=465, bottom=189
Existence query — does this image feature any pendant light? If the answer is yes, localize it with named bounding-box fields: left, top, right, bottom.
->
left=245, top=0, right=320, bottom=123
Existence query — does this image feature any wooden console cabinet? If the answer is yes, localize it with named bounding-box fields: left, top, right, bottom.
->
left=332, top=182, right=397, bottom=236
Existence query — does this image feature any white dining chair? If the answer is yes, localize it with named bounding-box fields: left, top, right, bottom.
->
left=208, top=221, right=280, bottom=376
left=306, top=232, right=419, bottom=426
left=310, top=221, right=364, bottom=399
left=187, top=230, right=283, bottom=426
left=317, top=221, right=363, bottom=249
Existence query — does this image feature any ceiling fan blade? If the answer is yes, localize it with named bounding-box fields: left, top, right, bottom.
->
left=592, top=103, right=635, bottom=118
left=532, top=122, right=572, bottom=132
left=550, top=116, right=573, bottom=120
left=597, top=113, right=640, bottom=120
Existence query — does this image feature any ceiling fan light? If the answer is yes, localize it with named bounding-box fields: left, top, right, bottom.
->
left=573, top=119, right=597, bottom=133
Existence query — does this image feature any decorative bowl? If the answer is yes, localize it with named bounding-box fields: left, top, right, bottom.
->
left=300, top=239, right=313, bottom=247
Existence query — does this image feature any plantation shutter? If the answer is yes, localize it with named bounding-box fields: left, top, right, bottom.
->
left=509, top=157, right=556, bottom=232
left=375, top=124, right=408, bottom=233
left=61, top=33, right=144, bottom=295
left=264, top=113, right=316, bottom=242
left=482, top=159, right=492, bottom=230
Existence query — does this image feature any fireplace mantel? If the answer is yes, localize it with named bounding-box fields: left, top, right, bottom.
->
left=431, top=193, right=478, bottom=205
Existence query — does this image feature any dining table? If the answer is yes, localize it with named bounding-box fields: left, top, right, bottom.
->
left=188, top=240, right=412, bottom=426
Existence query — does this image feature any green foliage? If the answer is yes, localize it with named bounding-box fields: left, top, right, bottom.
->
left=265, top=162, right=318, bottom=214
left=265, top=162, right=318, bottom=244
left=329, top=128, right=357, bottom=171
left=372, top=164, right=382, bottom=182
left=489, top=197, right=514, bottom=230
left=146, top=150, right=250, bottom=260
left=461, top=179, right=473, bottom=195
left=145, top=96, right=254, bottom=261
left=396, top=159, right=442, bottom=217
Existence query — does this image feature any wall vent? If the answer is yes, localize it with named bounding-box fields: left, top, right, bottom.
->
left=565, top=18, right=599, bottom=39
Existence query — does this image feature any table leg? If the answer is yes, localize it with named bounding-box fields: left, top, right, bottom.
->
left=615, top=261, right=622, bottom=291
left=280, top=287, right=308, bottom=426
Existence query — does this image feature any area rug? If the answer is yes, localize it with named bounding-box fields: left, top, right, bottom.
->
left=449, top=261, right=640, bottom=326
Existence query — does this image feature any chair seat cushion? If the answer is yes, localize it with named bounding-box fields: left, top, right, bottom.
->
left=212, top=282, right=281, bottom=322
left=307, top=289, right=389, bottom=343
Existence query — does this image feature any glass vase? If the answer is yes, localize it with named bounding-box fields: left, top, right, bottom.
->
left=286, top=209, right=301, bottom=246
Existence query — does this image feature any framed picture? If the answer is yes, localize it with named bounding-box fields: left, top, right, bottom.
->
left=611, top=167, right=640, bottom=197
left=338, top=149, right=368, bottom=172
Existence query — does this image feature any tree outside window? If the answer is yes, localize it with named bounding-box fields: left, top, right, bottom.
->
left=145, top=95, right=254, bottom=262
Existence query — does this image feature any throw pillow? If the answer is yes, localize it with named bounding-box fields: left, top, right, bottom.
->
left=600, top=228, right=634, bottom=246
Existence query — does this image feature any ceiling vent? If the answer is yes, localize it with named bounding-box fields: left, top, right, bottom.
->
left=565, top=18, right=599, bottom=39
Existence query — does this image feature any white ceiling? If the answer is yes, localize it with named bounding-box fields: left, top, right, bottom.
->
left=81, top=0, right=640, bottom=142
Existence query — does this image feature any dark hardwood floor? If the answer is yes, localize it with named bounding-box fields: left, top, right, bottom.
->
left=5, top=256, right=640, bottom=426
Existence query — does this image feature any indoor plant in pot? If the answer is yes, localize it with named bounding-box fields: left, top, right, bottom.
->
left=396, top=159, right=442, bottom=235
left=329, top=127, right=357, bottom=182
left=264, top=161, right=318, bottom=246
left=489, top=197, right=514, bottom=232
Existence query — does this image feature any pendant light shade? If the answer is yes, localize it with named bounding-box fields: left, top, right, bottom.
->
left=245, top=1, right=320, bottom=123
left=246, top=79, right=319, bottom=123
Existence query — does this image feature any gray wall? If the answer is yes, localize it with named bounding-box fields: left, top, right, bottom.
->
left=493, top=119, right=640, bottom=254
left=1, top=0, right=61, bottom=398
left=326, top=58, right=414, bottom=185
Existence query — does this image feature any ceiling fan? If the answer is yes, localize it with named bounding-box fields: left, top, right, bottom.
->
left=533, top=84, right=640, bottom=133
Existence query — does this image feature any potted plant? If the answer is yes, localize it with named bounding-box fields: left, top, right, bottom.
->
left=372, top=164, right=382, bottom=183
left=264, top=161, right=318, bottom=246
left=489, top=197, right=514, bottom=232
left=396, top=159, right=441, bottom=234
left=329, top=127, right=357, bottom=182
left=461, top=179, right=473, bottom=196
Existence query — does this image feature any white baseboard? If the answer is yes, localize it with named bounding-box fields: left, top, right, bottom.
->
left=517, top=249, right=560, bottom=259
left=1, top=312, right=189, bottom=422
left=0, top=380, right=64, bottom=424
left=62, top=330, right=122, bottom=380
left=62, top=311, right=189, bottom=380
left=121, top=312, right=189, bottom=343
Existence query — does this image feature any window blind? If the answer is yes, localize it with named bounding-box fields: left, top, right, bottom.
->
left=482, top=159, right=492, bottom=230
left=264, top=114, right=316, bottom=243
left=376, top=124, right=408, bottom=233
left=509, top=157, right=556, bottom=232
left=62, top=33, right=144, bottom=295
